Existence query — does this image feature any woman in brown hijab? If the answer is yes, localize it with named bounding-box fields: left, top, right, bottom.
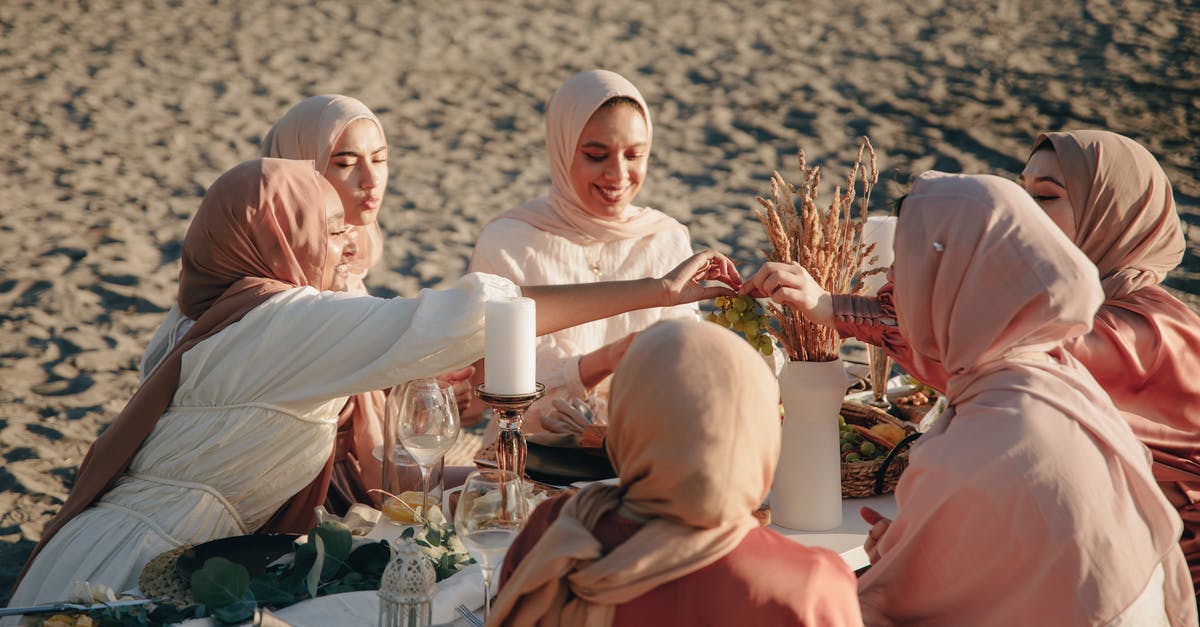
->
left=489, top=319, right=862, bottom=627
left=8, top=158, right=741, bottom=609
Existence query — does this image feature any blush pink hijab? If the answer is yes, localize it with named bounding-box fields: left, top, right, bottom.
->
left=487, top=319, right=780, bottom=627
left=858, top=172, right=1194, bottom=625
left=497, top=70, right=685, bottom=245
left=19, top=159, right=332, bottom=583
left=261, top=94, right=389, bottom=510
left=261, top=94, right=385, bottom=284
left=1033, top=130, right=1185, bottom=300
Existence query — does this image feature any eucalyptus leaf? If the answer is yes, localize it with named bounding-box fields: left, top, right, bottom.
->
left=191, top=557, right=250, bottom=609
left=210, top=589, right=256, bottom=625
left=305, top=533, right=325, bottom=598
left=346, top=541, right=392, bottom=576
left=312, top=521, right=352, bottom=580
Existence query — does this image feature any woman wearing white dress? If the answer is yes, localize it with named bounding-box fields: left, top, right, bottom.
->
left=469, top=70, right=698, bottom=431
left=8, top=158, right=739, bottom=609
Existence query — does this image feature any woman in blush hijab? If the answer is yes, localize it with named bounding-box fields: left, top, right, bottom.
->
left=745, top=172, right=1194, bottom=624
left=8, top=157, right=741, bottom=612
left=749, top=130, right=1200, bottom=599
left=1021, top=130, right=1200, bottom=594
left=469, top=70, right=699, bottom=433
left=489, top=319, right=862, bottom=627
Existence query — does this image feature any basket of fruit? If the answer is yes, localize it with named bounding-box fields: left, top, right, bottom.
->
left=839, top=401, right=919, bottom=497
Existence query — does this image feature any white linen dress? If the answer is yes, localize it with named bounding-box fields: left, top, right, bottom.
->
left=469, top=218, right=698, bottom=425
left=9, top=274, right=518, bottom=608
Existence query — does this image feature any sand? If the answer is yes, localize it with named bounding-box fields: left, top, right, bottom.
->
left=0, top=0, right=1196, bottom=600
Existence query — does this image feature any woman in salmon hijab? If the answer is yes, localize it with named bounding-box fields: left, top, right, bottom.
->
left=8, top=158, right=741, bottom=610
left=756, top=172, right=1194, bottom=624
left=489, top=319, right=862, bottom=627
left=1021, top=130, right=1200, bottom=593
left=469, top=70, right=700, bottom=433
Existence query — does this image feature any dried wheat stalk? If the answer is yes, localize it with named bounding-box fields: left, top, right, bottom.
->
left=753, top=137, right=882, bottom=362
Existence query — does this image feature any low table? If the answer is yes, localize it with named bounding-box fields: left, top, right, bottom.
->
left=769, top=493, right=897, bottom=572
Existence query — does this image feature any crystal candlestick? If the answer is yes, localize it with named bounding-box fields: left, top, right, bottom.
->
left=475, top=383, right=545, bottom=479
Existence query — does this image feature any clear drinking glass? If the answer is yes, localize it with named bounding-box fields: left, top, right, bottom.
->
left=387, top=378, right=460, bottom=523
left=454, top=469, right=527, bottom=621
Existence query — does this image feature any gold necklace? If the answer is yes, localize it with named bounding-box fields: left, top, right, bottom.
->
left=589, top=260, right=602, bottom=279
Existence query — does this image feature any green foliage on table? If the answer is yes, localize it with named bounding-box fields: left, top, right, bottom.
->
left=68, top=517, right=475, bottom=625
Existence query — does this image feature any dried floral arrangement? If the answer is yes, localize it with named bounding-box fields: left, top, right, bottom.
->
left=753, top=137, right=883, bottom=362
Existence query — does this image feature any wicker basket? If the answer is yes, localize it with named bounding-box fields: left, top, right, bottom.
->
left=840, top=401, right=919, bottom=498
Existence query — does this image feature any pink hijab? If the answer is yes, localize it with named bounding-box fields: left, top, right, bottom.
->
left=498, top=70, right=685, bottom=244
left=858, top=171, right=1194, bottom=625
left=261, top=94, right=385, bottom=280
left=1033, top=130, right=1184, bottom=300
left=19, top=159, right=332, bottom=582
left=261, top=95, right=390, bottom=512
left=487, top=319, right=780, bottom=626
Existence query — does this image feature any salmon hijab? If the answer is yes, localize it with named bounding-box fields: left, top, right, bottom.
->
left=487, top=319, right=780, bottom=627
left=19, top=159, right=332, bottom=582
left=261, top=94, right=385, bottom=279
left=1032, top=130, right=1185, bottom=300
left=496, top=70, right=685, bottom=245
left=858, top=171, right=1194, bottom=625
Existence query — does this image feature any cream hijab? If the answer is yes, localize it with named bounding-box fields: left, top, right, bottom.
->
left=863, top=171, right=1193, bottom=624
left=261, top=94, right=385, bottom=276
left=487, top=319, right=780, bottom=627
left=1032, top=130, right=1184, bottom=300
left=499, top=70, right=685, bottom=245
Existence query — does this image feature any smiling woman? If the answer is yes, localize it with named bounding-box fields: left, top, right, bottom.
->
left=468, top=70, right=701, bottom=433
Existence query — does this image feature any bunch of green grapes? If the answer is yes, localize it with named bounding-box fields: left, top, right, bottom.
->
left=838, top=415, right=886, bottom=463
left=706, top=295, right=774, bottom=356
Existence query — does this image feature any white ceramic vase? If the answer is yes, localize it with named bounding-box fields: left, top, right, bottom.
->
left=771, top=358, right=845, bottom=531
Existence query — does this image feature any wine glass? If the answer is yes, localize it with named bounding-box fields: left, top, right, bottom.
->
left=389, top=378, right=460, bottom=523
left=454, top=469, right=527, bottom=621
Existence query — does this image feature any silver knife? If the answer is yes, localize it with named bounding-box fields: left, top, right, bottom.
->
left=0, top=597, right=166, bottom=617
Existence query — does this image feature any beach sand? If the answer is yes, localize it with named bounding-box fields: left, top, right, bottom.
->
left=0, top=0, right=1196, bottom=600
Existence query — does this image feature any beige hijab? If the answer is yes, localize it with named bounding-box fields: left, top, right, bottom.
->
left=487, top=319, right=780, bottom=627
left=19, top=159, right=332, bottom=582
left=1032, top=130, right=1184, bottom=300
left=860, top=171, right=1192, bottom=624
left=498, top=70, right=685, bottom=245
left=261, top=94, right=385, bottom=275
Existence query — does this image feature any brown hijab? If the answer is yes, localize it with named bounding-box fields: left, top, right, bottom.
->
left=487, top=319, right=780, bottom=627
left=18, top=159, right=332, bottom=582
left=1033, top=130, right=1184, bottom=300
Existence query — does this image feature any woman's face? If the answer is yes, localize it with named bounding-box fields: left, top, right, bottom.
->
left=326, top=118, right=388, bottom=227
left=321, top=178, right=357, bottom=292
left=1019, top=149, right=1077, bottom=241
left=569, top=104, right=649, bottom=219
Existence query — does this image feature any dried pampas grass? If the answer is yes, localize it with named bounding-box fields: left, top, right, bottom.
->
left=754, top=136, right=883, bottom=362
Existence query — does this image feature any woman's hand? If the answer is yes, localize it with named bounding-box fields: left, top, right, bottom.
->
left=860, top=506, right=892, bottom=564
left=578, top=332, right=637, bottom=389
left=436, top=365, right=476, bottom=414
left=660, top=250, right=741, bottom=306
left=542, top=398, right=595, bottom=447
left=738, top=261, right=834, bottom=327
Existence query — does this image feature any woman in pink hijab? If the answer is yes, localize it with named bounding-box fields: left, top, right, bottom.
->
left=1021, top=130, right=1200, bottom=593
left=9, top=157, right=741, bottom=610
left=490, top=319, right=862, bottom=627
left=748, top=130, right=1200, bottom=598
left=469, top=70, right=699, bottom=433
left=750, top=172, right=1194, bottom=624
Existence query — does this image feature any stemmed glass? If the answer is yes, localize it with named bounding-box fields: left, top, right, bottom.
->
left=454, top=469, right=527, bottom=621
left=387, top=378, right=460, bottom=522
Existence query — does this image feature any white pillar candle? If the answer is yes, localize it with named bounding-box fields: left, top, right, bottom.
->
left=861, top=216, right=897, bottom=295
left=484, top=298, right=537, bottom=395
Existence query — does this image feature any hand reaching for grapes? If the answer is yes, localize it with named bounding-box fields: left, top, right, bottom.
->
left=738, top=262, right=834, bottom=327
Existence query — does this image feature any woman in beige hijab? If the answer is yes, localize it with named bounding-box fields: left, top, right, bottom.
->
left=744, top=172, right=1194, bottom=624
left=489, top=319, right=862, bottom=627
left=9, top=156, right=741, bottom=611
left=469, top=70, right=700, bottom=433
